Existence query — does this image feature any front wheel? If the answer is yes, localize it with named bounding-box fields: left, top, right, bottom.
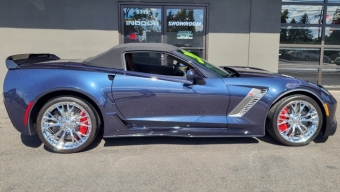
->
left=267, top=95, right=323, bottom=146
left=36, top=96, right=98, bottom=153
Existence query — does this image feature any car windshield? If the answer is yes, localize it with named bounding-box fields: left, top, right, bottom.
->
left=176, top=50, right=230, bottom=78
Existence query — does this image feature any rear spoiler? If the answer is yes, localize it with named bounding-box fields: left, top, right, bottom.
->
left=6, top=53, right=60, bottom=69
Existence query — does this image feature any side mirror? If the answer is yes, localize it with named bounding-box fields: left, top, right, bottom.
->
left=186, top=69, right=206, bottom=85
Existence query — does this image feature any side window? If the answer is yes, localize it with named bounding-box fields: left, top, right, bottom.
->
left=132, top=52, right=163, bottom=65
left=124, top=51, right=194, bottom=77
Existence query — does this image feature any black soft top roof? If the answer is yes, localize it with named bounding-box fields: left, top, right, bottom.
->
left=83, top=43, right=179, bottom=69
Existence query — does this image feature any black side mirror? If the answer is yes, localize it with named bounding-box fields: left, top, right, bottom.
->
left=186, top=69, right=206, bottom=85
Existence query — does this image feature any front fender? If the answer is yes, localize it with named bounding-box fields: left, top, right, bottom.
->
left=265, top=79, right=337, bottom=137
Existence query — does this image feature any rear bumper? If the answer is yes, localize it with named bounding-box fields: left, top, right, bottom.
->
left=3, top=98, right=34, bottom=135
left=3, top=99, right=19, bottom=133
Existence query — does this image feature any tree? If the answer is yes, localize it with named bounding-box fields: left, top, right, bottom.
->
left=281, top=12, right=316, bottom=44
left=299, top=13, right=309, bottom=24
left=325, top=30, right=340, bottom=45
left=167, top=10, right=174, bottom=22
left=281, top=9, right=289, bottom=23
left=290, top=18, right=297, bottom=24
left=166, top=9, right=203, bottom=47
left=325, top=8, right=340, bottom=45
left=331, top=8, right=340, bottom=24
left=280, top=9, right=289, bottom=43
left=167, top=9, right=196, bottom=33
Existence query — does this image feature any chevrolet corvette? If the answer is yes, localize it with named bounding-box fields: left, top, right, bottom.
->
left=3, top=43, right=337, bottom=153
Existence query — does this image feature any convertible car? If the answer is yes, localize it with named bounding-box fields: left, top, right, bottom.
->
left=3, top=43, right=337, bottom=153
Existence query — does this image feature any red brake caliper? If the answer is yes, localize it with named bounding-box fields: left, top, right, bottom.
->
left=79, top=111, right=88, bottom=135
left=279, top=107, right=289, bottom=132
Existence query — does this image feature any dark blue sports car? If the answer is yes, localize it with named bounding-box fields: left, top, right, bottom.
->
left=3, top=43, right=337, bottom=153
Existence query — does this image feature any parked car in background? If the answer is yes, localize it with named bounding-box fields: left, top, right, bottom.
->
left=335, top=57, right=340, bottom=65
left=323, top=55, right=333, bottom=64
left=293, top=50, right=319, bottom=61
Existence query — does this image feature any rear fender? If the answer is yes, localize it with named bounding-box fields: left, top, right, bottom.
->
left=3, top=69, right=123, bottom=135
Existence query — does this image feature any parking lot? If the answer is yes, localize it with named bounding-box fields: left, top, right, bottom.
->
left=1, top=92, right=339, bottom=192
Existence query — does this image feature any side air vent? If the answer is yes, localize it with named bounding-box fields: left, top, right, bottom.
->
left=228, top=88, right=267, bottom=117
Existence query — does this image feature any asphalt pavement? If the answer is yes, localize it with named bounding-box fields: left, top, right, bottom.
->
left=1, top=92, right=340, bottom=192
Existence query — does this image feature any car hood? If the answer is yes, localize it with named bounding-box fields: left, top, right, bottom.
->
left=221, top=66, right=286, bottom=78
left=219, top=66, right=322, bottom=90
left=220, top=66, right=330, bottom=94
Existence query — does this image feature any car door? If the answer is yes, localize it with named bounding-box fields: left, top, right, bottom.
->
left=111, top=71, right=230, bottom=129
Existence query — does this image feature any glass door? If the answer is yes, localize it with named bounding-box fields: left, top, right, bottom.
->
left=165, top=7, right=206, bottom=58
left=122, top=6, right=163, bottom=43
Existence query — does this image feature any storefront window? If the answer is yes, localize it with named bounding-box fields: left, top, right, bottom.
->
left=323, top=49, right=340, bottom=64
left=322, top=68, right=340, bottom=86
left=281, top=0, right=340, bottom=87
left=166, top=8, right=204, bottom=47
left=123, top=7, right=162, bottom=43
left=121, top=5, right=207, bottom=58
left=281, top=5, right=324, bottom=24
left=326, top=6, right=340, bottom=24
left=282, top=0, right=324, bottom=2
left=325, top=27, right=340, bottom=45
left=279, top=48, right=320, bottom=66
left=280, top=27, right=321, bottom=44
left=278, top=68, right=319, bottom=84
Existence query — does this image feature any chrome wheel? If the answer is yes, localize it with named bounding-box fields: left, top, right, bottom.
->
left=41, top=102, right=92, bottom=150
left=277, top=100, right=319, bottom=143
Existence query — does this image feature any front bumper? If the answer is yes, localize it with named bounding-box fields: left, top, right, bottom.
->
left=323, top=111, right=337, bottom=137
left=322, top=95, right=337, bottom=137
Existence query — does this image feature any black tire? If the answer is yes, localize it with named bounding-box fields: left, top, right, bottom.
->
left=36, top=96, right=99, bottom=153
left=266, top=94, right=323, bottom=146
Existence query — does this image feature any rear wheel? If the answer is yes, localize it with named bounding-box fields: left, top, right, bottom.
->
left=267, top=95, right=323, bottom=146
left=36, top=96, right=98, bottom=153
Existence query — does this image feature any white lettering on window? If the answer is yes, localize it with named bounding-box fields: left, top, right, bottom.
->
left=125, top=20, right=160, bottom=26
left=168, top=21, right=203, bottom=26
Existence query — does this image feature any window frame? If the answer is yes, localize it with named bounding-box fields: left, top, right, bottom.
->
left=118, top=2, right=209, bottom=59
left=122, top=50, right=199, bottom=78
left=280, top=0, right=340, bottom=87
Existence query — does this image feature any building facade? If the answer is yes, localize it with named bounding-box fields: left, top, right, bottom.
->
left=0, top=0, right=339, bottom=90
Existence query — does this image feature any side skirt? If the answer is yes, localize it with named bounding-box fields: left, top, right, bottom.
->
left=103, top=134, right=264, bottom=138
left=103, top=113, right=265, bottom=138
left=103, top=126, right=264, bottom=138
